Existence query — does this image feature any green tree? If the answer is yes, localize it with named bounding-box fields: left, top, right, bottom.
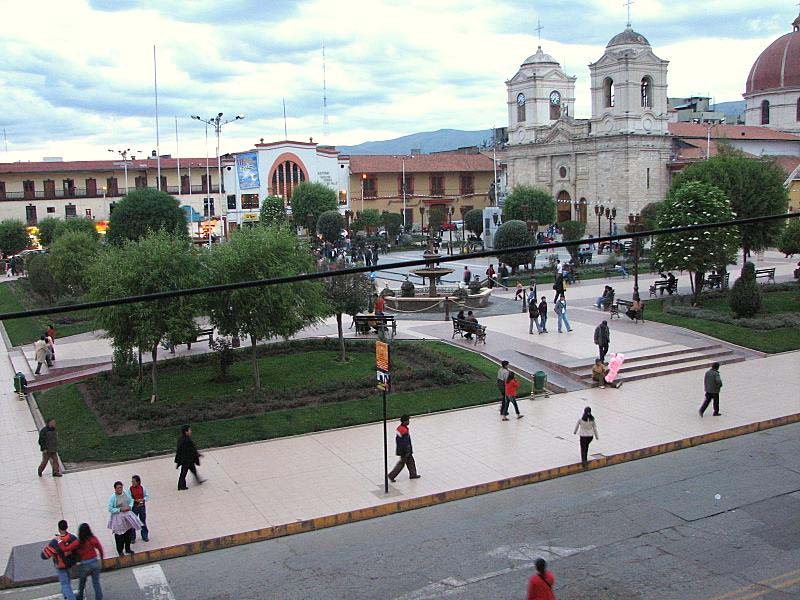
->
left=323, top=259, right=372, bottom=361
left=464, top=208, right=484, bottom=238
left=503, top=185, right=556, bottom=225
left=36, top=218, right=61, bottom=247
left=26, top=254, right=60, bottom=303
left=204, top=226, right=327, bottom=389
left=289, top=182, right=338, bottom=234
left=49, top=231, right=100, bottom=296
left=54, top=217, right=99, bottom=242
left=352, top=208, right=382, bottom=234
left=560, top=220, right=586, bottom=265
left=494, top=220, right=533, bottom=271
left=427, top=207, right=446, bottom=233
left=259, top=195, right=286, bottom=226
left=672, top=154, right=789, bottom=265
left=381, top=211, right=403, bottom=240
left=729, top=261, right=762, bottom=318
left=639, top=202, right=661, bottom=231
left=0, top=220, right=31, bottom=256
left=106, top=188, right=188, bottom=245
left=777, top=218, right=800, bottom=257
left=652, top=181, right=738, bottom=304
left=317, top=210, right=344, bottom=243
left=88, top=231, right=202, bottom=401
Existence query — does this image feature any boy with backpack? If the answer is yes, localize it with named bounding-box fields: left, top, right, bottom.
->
left=41, top=519, right=79, bottom=600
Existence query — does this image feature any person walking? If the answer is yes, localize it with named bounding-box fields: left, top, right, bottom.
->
left=34, top=335, right=51, bottom=375
left=485, top=264, right=496, bottom=288
left=553, top=273, right=565, bottom=302
left=499, top=263, right=510, bottom=288
left=129, top=475, right=150, bottom=543
left=45, top=330, right=56, bottom=363
left=40, top=519, right=78, bottom=600
left=699, top=362, right=723, bottom=417
left=528, top=298, right=541, bottom=335
left=527, top=557, right=556, bottom=600
left=107, top=481, right=140, bottom=556
left=594, top=320, right=610, bottom=362
left=496, top=360, right=510, bottom=406
left=37, top=418, right=62, bottom=477
left=554, top=296, right=572, bottom=333
left=538, top=297, right=549, bottom=333
left=175, top=425, right=205, bottom=490
left=74, top=523, right=104, bottom=600
left=388, top=415, right=420, bottom=482
left=501, top=371, right=523, bottom=420
left=574, top=406, right=599, bottom=468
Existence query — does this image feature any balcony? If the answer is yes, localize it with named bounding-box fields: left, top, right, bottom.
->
left=0, top=184, right=220, bottom=201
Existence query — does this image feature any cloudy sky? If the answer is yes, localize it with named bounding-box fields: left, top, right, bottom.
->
left=0, top=0, right=794, bottom=162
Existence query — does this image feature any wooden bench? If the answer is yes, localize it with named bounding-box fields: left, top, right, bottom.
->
left=702, top=272, right=729, bottom=290
left=650, top=279, right=678, bottom=297
left=577, top=251, right=593, bottom=264
left=610, top=299, right=645, bottom=323
left=354, top=314, right=397, bottom=337
left=755, top=268, right=776, bottom=284
left=451, top=317, right=486, bottom=345
left=194, top=328, right=214, bottom=344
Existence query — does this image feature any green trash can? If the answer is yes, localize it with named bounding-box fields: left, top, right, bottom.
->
left=13, top=372, right=27, bottom=394
left=533, top=370, right=547, bottom=393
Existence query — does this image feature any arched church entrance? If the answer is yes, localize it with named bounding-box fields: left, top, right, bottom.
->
left=556, top=190, right=572, bottom=222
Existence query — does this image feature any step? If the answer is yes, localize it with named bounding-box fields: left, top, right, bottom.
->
left=614, top=355, right=745, bottom=383
left=27, top=364, right=110, bottom=392
left=567, top=344, right=724, bottom=372
left=574, top=349, right=735, bottom=379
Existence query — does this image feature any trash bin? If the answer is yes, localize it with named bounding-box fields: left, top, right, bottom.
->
left=13, top=372, right=27, bottom=394
left=533, top=370, right=547, bottom=393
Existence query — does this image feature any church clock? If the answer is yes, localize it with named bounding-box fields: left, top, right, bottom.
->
left=549, top=91, right=561, bottom=105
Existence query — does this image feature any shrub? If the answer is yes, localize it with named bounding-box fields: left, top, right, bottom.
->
left=729, top=262, right=762, bottom=318
left=464, top=208, right=483, bottom=238
left=317, top=210, right=344, bottom=242
left=494, top=220, right=532, bottom=270
left=777, top=218, right=800, bottom=257
left=26, top=254, right=60, bottom=303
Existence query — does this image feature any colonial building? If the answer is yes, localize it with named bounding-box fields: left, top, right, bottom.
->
left=346, top=153, right=495, bottom=228
left=223, top=139, right=350, bottom=229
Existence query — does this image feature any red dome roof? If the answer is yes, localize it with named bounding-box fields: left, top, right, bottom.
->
left=745, top=18, right=800, bottom=94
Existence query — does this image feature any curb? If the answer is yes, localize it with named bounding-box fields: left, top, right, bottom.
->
left=3, top=411, right=798, bottom=589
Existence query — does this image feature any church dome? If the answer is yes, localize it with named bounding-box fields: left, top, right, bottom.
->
left=745, top=17, right=800, bottom=94
left=606, top=27, right=650, bottom=47
left=522, top=46, right=560, bottom=66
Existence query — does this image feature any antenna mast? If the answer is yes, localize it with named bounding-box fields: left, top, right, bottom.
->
left=322, top=42, right=330, bottom=138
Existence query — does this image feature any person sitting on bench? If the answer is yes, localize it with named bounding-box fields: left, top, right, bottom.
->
left=614, top=264, right=629, bottom=278
left=596, top=286, right=613, bottom=309
left=464, top=311, right=479, bottom=339
left=626, top=294, right=643, bottom=321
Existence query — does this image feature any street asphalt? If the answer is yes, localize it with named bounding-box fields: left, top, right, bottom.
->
left=10, top=422, right=800, bottom=600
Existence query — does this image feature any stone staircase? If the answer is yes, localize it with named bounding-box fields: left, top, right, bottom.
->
left=566, top=344, right=745, bottom=385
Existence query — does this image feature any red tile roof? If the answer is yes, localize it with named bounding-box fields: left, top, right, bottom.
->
left=348, top=153, right=494, bottom=174
left=769, top=155, right=800, bottom=175
left=0, top=157, right=224, bottom=174
left=668, top=122, right=800, bottom=141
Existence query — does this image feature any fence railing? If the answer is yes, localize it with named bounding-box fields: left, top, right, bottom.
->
left=0, top=184, right=221, bottom=201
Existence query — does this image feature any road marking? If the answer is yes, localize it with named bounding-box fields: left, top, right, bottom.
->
left=710, top=567, right=800, bottom=600
left=487, top=543, right=596, bottom=562
left=133, top=564, right=177, bottom=600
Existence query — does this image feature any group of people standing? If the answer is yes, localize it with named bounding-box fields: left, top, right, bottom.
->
left=33, top=324, right=57, bottom=375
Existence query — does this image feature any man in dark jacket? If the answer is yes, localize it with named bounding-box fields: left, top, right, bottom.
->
left=538, top=297, right=549, bottom=333
left=175, top=425, right=205, bottom=490
left=41, top=519, right=78, bottom=599
left=37, top=418, right=62, bottom=477
left=699, top=363, right=723, bottom=417
left=388, top=415, right=420, bottom=482
left=594, top=320, right=610, bottom=362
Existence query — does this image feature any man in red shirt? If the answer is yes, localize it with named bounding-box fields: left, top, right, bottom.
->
left=388, top=415, right=420, bottom=482
left=374, top=294, right=385, bottom=314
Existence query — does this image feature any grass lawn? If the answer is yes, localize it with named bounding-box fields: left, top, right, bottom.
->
left=645, top=289, right=800, bottom=354
left=37, top=340, right=530, bottom=463
left=0, top=280, right=96, bottom=346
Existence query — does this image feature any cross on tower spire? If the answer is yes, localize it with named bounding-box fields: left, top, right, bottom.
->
left=535, top=19, right=544, bottom=42
left=624, top=0, right=634, bottom=27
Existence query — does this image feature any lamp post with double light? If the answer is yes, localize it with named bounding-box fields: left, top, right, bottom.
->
left=627, top=212, right=643, bottom=297
left=593, top=203, right=604, bottom=252
left=191, top=113, right=245, bottom=213
left=360, top=173, right=367, bottom=214
left=108, top=148, right=138, bottom=195
left=447, top=206, right=455, bottom=256
left=606, top=206, right=617, bottom=237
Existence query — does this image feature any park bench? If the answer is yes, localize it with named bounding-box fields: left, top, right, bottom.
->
left=354, top=314, right=397, bottom=337
left=577, top=251, right=593, bottom=264
left=451, top=317, right=486, bottom=345
left=702, top=272, right=729, bottom=290
left=603, top=267, right=627, bottom=278
left=755, top=268, right=776, bottom=284
left=650, top=278, right=678, bottom=297
left=610, top=299, right=645, bottom=323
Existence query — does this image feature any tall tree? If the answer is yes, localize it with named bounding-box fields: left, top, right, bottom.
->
left=672, top=154, right=788, bottom=266
left=323, top=259, right=372, bottom=362
left=289, top=182, right=338, bottom=234
left=494, top=220, right=533, bottom=272
left=106, top=189, right=188, bottom=245
left=204, top=226, right=327, bottom=389
left=88, top=231, right=202, bottom=401
left=502, top=185, right=556, bottom=225
left=317, top=210, right=344, bottom=243
left=26, top=254, right=60, bottom=303
left=353, top=208, right=382, bottom=233
left=427, top=207, right=446, bottom=233
left=49, top=231, right=101, bottom=296
left=381, top=211, right=403, bottom=240
left=464, top=208, right=484, bottom=238
left=777, top=218, right=800, bottom=257
left=652, top=181, right=738, bottom=304
left=0, top=220, right=31, bottom=256
left=259, top=195, right=286, bottom=226
left=560, top=220, right=586, bottom=265
left=35, top=218, right=61, bottom=248
left=54, top=217, right=99, bottom=242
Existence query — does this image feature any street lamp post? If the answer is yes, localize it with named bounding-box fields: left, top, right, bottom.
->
left=593, top=203, right=604, bottom=253
left=108, top=148, right=135, bottom=194
left=361, top=173, right=367, bottom=214
left=628, top=213, right=642, bottom=297
left=606, top=206, right=617, bottom=236
left=448, top=206, right=455, bottom=256
left=192, top=113, right=245, bottom=215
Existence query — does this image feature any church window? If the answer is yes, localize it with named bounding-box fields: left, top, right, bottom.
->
left=603, top=78, right=615, bottom=108
left=646, top=168, right=650, bottom=189
left=517, top=93, right=526, bottom=123
left=761, top=100, right=770, bottom=125
left=558, top=166, right=567, bottom=179
left=641, top=77, right=653, bottom=108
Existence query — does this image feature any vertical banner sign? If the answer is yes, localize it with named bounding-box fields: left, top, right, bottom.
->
left=236, top=152, right=260, bottom=189
left=376, top=341, right=391, bottom=493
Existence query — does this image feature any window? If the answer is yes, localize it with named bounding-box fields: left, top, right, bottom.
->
left=160, top=176, right=167, bottom=192
left=63, top=179, right=75, bottom=198
left=46, top=206, right=55, bottom=214
left=181, top=175, right=191, bottom=195
left=227, top=194, right=237, bottom=210
left=43, top=179, right=55, bottom=199
left=271, top=160, right=306, bottom=200
left=85, top=178, right=97, bottom=197
left=25, top=204, right=37, bottom=225
left=203, top=197, right=215, bottom=217
left=558, top=166, right=567, bottom=179
left=604, top=78, right=615, bottom=108
left=135, top=175, right=147, bottom=189
left=430, top=175, right=445, bottom=196
left=641, top=77, right=653, bottom=108
left=241, top=193, right=259, bottom=209
left=459, top=175, right=474, bottom=195
left=398, top=174, right=414, bottom=196
left=646, top=168, right=651, bottom=190
left=761, top=100, right=770, bottom=125
left=517, top=93, right=526, bottom=123
left=363, top=177, right=378, bottom=198
left=338, top=190, right=347, bottom=205
left=23, top=180, right=35, bottom=199
left=85, top=208, right=92, bottom=218
left=65, top=204, right=77, bottom=218
left=0, top=181, right=5, bottom=200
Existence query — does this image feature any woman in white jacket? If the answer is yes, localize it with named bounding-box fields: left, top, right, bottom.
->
left=574, top=407, right=599, bottom=468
